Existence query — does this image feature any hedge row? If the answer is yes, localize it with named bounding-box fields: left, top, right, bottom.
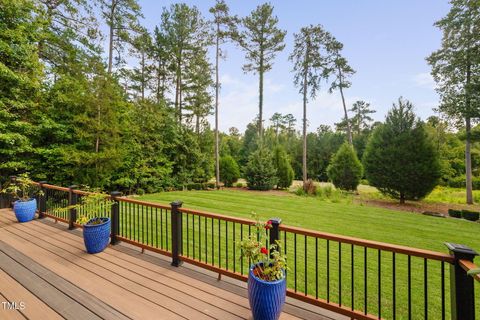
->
left=448, top=209, right=480, bottom=221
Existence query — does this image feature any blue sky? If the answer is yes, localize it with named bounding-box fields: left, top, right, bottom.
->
left=135, top=0, right=451, bottom=133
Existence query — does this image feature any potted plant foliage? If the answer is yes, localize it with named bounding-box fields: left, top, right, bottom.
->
left=56, top=192, right=113, bottom=254
left=1, top=173, right=43, bottom=223
left=238, top=213, right=288, bottom=320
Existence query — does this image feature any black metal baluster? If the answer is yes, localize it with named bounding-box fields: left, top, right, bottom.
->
left=166, top=209, right=169, bottom=250
left=294, top=233, right=297, bottom=292
left=339, top=242, right=342, bottom=306
left=199, top=215, right=202, bottom=261
left=155, top=208, right=158, bottom=248
left=364, top=247, right=367, bottom=315
left=211, top=218, right=214, bottom=266
left=150, top=207, right=153, bottom=246
left=441, top=261, right=445, bottom=320
left=351, top=244, right=354, bottom=311
left=226, top=221, right=228, bottom=270
left=233, top=222, right=236, bottom=272
left=305, top=235, right=308, bottom=296
left=327, top=239, right=330, bottom=302
left=186, top=213, right=190, bottom=257
left=393, top=252, right=396, bottom=320
left=204, top=216, right=207, bottom=263
left=424, top=258, right=428, bottom=320
left=408, top=255, right=411, bottom=320
left=193, top=214, right=196, bottom=259
left=141, top=205, right=144, bottom=244
left=378, top=249, right=381, bottom=319
left=316, top=237, right=318, bottom=299
left=218, top=219, right=221, bottom=268
left=241, top=224, right=244, bottom=274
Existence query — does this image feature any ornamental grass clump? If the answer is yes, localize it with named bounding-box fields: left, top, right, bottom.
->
left=55, top=191, right=114, bottom=225
left=237, top=212, right=288, bottom=281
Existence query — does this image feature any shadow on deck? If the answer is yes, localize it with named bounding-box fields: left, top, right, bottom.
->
left=0, top=208, right=344, bottom=320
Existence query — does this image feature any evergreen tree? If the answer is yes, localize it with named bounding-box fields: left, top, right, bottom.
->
left=289, top=24, right=334, bottom=189
left=363, top=98, right=441, bottom=203
left=245, top=147, right=278, bottom=190
left=427, top=0, right=480, bottom=204
left=273, top=146, right=294, bottom=189
left=235, top=3, right=286, bottom=137
left=0, top=0, right=43, bottom=181
left=219, top=155, right=240, bottom=187
left=327, top=142, right=362, bottom=191
left=350, top=101, right=376, bottom=135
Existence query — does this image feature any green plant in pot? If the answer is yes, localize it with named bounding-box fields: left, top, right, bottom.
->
left=1, top=173, right=43, bottom=223
left=237, top=213, right=288, bottom=320
left=56, top=191, right=114, bottom=254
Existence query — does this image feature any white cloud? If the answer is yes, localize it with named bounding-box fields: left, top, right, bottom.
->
left=413, top=72, right=436, bottom=89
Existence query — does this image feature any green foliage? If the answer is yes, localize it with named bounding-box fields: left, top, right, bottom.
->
left=461, top=210, right=479, bottom=221
left=448, top=209, right=462, bottom=218
left=219, top=155, right=240, bottom=187
left=363, top=98, right=441, bottom=203
left=237, top=213, right=287, bottom=281
left=1, top=173, right=42, bottom=201
left=245, top=148, right=278, bottom=191
left=327, top=143, right=363, bottom=191
left=273, top=146, right=294, bottom=189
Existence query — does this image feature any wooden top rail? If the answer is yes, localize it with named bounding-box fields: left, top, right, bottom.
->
left=41, top=184, right=70, bottom=192
left=459, top=259, right=480, bottom=282
left=179, top=207, right=256, bottom=225
left=279, top=224, right=454, bottom=263
left=115, top=197, right=171, bottom=210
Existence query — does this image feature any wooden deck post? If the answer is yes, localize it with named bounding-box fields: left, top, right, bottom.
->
left=38, top=181, right=47, bottom=219
left=269, top=217, right=282, bottom=256
left=68, top=185, right=78, bottom=230
left=170, top=201, right=183, bottom=267
left=445, top=242, right=478, bottom=320
left=110, top=191, right=121, bottom=245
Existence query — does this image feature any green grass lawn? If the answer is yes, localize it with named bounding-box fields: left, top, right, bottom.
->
left=136, top=189, right=480, bottom=319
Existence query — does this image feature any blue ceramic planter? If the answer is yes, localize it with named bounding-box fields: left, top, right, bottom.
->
left=13, top=198, right=37, bottom=223
left=248, top=264, right=286, bottom=320
left=83, top=217, right=110, bottom=254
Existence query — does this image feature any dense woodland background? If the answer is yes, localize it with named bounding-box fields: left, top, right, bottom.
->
left=1, top=0, right=479, bottom=199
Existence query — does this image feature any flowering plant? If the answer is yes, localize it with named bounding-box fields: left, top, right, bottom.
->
left=237, top=212, right=288, bottom=281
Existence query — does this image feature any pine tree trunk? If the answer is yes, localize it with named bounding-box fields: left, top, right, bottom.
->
left=338, top=66, right=353, bottom=144
left=156, top=60, right=161, bottom=104
left=400, top=193, right=405, bottom=204
left=302, top=41, right=309, bottom=188
left=466, top=116, right=473, bottom=204
left=214, top=25, right=220, bottom=189
left=107, top=0, right=116, bottom=75
left=258, top=55, right=264, bottom=139
left=141, top=50, right=145, bottom=101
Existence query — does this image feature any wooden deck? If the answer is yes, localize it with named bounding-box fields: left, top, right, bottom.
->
left=0, top=209, right=345, bottom=320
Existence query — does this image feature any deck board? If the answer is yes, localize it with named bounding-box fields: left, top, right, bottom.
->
left=0, top=209, right=341, bottom=320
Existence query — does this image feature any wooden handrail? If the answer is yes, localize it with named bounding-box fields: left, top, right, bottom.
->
left=116, top=197, right=171, bottom=210
left=42, top=184, right=70, bottom=192
left=179, top=207, right=256, bottom=225
left=459, top=259, right=480, bottom=282
left=280, top=224, right=454, bottom=263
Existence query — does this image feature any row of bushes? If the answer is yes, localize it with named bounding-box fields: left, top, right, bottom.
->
left=442, top=176, right=480, bottom=190
left=448, top=209, right=480, bottom=221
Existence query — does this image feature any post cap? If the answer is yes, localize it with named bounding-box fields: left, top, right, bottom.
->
left=170, top=200, right=183, bottom=207
left=445, top=243, right=479, bottom=260
left=269, top=218, right=282, bottom=225
left=110, top=191, right=122, bottom=197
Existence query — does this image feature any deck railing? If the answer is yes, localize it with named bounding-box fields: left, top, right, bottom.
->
left=1, top=179, right=479, bottom=320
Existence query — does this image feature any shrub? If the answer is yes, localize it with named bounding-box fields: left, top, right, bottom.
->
left=316, top=185, right=333, bottom=198
left=327, top=143, right=363, bottom=191
left=186, top=183, right=203, bottom=190
left=461, top=210, right=480, bottom=221
left=273, top=146, right=294, bottom=189
left=245, top=148, right=278, bottom=191
left=303, top=179, right=317, bottom=195
left=206, top=182, right=216, bottom=189
left=294, top=186, right=306, bottom=196
left=236, top=182, right=244, bottom=188
left=446, top=176, right=480, bottom=190
left=448, top=209, right=462, bottom=218
left=220, top=155, right=240, bottom=187
left=136, top=188, right=145, bottom=195
left=363, top=98, right=441, bottom=203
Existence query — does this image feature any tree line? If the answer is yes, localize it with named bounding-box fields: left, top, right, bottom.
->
left=1, top=0, right=479, bottom=204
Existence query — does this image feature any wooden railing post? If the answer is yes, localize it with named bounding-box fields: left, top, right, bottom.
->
left=269, top=218, right=282, bottom=254
left=68, top=185, right=78, bottom=230
left=110, top=191, right=121, bottom=245
left=9, top=176, right=17, bottom=208
left=170, top=200, right=183, bottom=267
left=445, top=242, right=478, bottom=320
left=38, top=181, right=47, bottom=219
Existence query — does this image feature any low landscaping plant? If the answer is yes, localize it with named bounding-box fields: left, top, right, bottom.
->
left=461, top=210, right=480, bottom=222
left=237, top=213, right=288, bottom=281
left=447, top=209, right=462, bottom=218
